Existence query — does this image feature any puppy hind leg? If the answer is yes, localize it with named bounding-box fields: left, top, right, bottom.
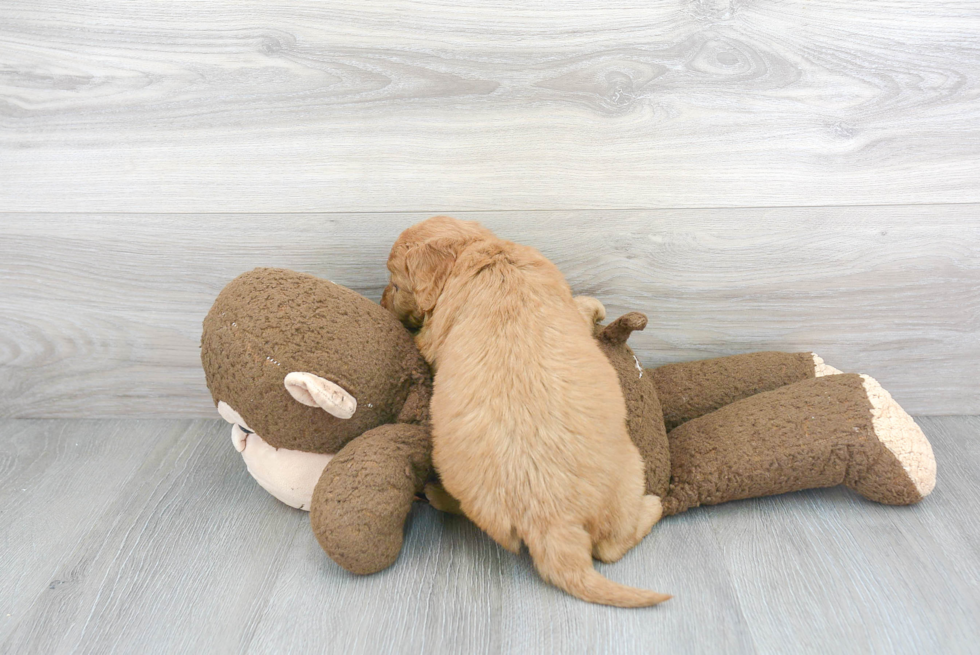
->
left=463, top=501, right=523, bottom=554
left=593, top=494, right=662, bottom=564
left=635, top=494, right=663, bottom=541
left=490, top=525, right=523, bottom=555
left=485, top=523, right=523, bottom=555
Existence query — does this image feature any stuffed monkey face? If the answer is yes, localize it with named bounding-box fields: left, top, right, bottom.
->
left=214, top=399, right=335, bottom=510
left=202, top=269, right=429, bottom=502
left=211, top=369, right=364, bottom=510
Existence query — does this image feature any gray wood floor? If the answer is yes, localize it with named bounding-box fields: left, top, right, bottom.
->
left=1, top=416, right=977, bottom=655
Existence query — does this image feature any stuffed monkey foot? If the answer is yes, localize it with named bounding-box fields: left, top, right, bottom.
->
left=790, top=357, right=934, bottom=501
left=854, top=374, right=936, bottom=502
left=661, top=373, right=937, bottom=516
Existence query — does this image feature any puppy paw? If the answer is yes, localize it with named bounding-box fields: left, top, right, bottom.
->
left=424, top=482, right=464, bottom=515
left=574, top=296, right=606, bottom=327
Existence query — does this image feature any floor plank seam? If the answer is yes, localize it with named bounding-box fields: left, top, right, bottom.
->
left=2, top=200, right=980, bottom=216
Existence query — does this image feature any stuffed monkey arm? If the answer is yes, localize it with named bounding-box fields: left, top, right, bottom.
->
left=310, top=423, right=432, bottom=575
left=661, top=373, right=936, bottom=516
left=649, top=352, right=838, bottom=431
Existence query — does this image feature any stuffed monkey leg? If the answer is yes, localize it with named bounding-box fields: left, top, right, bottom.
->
left=310, top=423, right=432, bottom=575
left=661, top=373, right=936, bottom=517
left=650, top=352, right=841, bottom=432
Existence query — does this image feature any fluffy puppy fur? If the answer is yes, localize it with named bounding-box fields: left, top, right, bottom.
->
left=381, top=216, right=668, bottom=608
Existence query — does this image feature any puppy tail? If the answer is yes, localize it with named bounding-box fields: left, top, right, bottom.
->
left=524, top=525, right=671, bottom=608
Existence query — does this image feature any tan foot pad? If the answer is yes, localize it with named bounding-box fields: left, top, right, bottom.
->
left=812, top=353, right=843, bottom=377
left=861, top=374, right=937, bottom=498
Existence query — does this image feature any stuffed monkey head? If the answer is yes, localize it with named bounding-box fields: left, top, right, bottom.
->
left=201, top=268, right=430, bottom=509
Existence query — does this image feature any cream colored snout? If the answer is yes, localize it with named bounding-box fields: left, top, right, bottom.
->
left=216, top=400, right=334, bottom=511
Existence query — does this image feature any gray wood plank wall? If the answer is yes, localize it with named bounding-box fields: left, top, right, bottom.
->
left=1, top=1, right=978, bottom=417
left=2, top=209, right=977, bottom=418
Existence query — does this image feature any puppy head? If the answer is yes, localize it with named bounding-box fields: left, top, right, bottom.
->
left=382, top=216, right=493, bottom=328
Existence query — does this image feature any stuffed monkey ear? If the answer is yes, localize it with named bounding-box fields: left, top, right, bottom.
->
left=405, top=237, right=464, bottom=314
left=284, top=372, right=357, bottom=419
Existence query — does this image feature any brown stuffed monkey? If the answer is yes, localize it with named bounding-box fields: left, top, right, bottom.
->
left=201, top=268, right=936, bottom=575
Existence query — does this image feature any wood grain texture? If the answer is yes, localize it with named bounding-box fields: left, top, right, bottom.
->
left=709, top=418, right=980, bottom=654
left=1, top=207, right=976, bottom=418
left=0, top=420, right=180, bottom=626
left=1, top=417, right=977, bottom=654
left=2, top=0, right=980, bottom=212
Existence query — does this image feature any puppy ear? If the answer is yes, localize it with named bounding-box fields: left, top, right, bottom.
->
left=405, top=237, right=464, bottom=314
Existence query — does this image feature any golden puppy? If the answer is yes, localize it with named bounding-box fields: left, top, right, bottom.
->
left=382, top=216, right=668, bottom=608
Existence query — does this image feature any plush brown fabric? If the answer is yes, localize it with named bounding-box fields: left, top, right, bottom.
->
left=203, top=269, right=931, bottom=577
left=650, top=351, right=816, bottom=432
left=661, top=373, right=922, bottom=516
left=396, top=371, right=433, bottom=425
left=202, top=268, right=438, bottom=575
left=594, top=313, right=671, bottom=498
left=202, top=268, right=429, bottom=453
left=311, top=423, right=433, bottom=574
